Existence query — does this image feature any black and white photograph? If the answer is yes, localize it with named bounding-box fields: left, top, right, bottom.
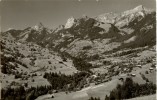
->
left=0, top=0, right=156, bottom=100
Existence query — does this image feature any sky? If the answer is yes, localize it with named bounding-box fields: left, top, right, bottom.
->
left=0, top=0, right=156, bottom=31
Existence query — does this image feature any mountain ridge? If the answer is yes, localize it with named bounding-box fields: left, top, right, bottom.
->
left=2, top=5, right=155, bottom=56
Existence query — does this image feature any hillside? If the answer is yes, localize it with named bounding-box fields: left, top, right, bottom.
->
left=0, top=5, right=156, bottom=100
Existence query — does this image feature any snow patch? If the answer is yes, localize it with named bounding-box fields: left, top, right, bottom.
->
left=65, top=17, right=75, bottom=29
left=124, top=36, right=137, bottom=43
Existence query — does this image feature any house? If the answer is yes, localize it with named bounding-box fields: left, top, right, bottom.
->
left=152, top=59, right=156, bottom=62
left=91, top=75, right=98, bottom=79
left=124, top=63, right=129, bottom=66
left=124, top=68, right=127, bottom=71
left=136, top=65, right=142, bottom=68
left=45, top=93, right=54, bottom=98
left=131, top=74, right=136, bottom=77
left=149, top=67, right=153, bottom=70
left=113, top=61, right=118, bottom=65
left=52, top=90, right=58, bottom=93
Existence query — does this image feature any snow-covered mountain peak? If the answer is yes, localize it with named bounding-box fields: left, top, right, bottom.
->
left=7, top=28, right=14, bottom=31
left=122, top=5, right=146, bottom=16
left=32, top=22, right=45, bottom=31
left=96, top=12, right=118, bottom=23
left=65, top=16, right=76, bottom=29
left=133, top=5, right=144, bottom=12
left=82, top=15, right=89, bottom=19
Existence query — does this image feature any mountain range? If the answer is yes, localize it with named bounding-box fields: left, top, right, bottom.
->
left=1, top=5, right=156, bottom=100
left=2, top=5, right=155, bottom=58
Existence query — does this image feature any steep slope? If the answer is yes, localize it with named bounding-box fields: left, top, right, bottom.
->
left=96, top=5, right=154, bottom=29
left=2, top=23, right=52, bottom=43
left=111, top=11, right=156, bottom=50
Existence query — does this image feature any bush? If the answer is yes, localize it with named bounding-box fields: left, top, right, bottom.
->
left=15, top=73, right=22, bottom=79
left=72, top=57, right=93, bottom=71
left=31, top=79, right=35, bottom=82
left=24, top=83, right=28, bottom=87
left=1, top=66, right=7, bottom=74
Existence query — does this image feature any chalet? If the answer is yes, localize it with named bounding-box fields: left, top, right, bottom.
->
left=45, top=91, right=55, bottom=98
left=131, top=74, right=136, bottom=77
left=124, top=68, right=127, bottom=71
left=152, top=59, right=156, bottom=62
left=124, top=63, right=129, bottom=66
left=113, top=61, right=118, bottom=65
left=52, top=90, right=58, bottom=93
left=149, top=67, right=153, bottom=70
left=17, top=42, right=21, bottom=45
left=91, top=75, right=98, bottom=79
left=103, top=79, right=109, bottom=83
left=84, top=84, right=89, bottom=88
left=51, top=94, right=54, bottom=98
left=95, top=82, right=101, bottom=85
left=136, top=65, right=142, bottom=68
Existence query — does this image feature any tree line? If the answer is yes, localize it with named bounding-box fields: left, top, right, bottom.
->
left=105, top=77, right=156, bottom=100
left=1, top=85, right=52, bottom=100
left=43, top=71, right=90, bottom=91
